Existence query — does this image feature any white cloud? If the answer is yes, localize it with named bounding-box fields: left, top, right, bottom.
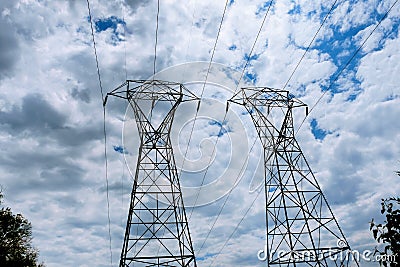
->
left=0, top=0, right=399, bottom=266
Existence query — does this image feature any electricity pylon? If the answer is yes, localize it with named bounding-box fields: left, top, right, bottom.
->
left=108, top=80, right=198, bottom=267
left=229, top=87, right=358, bottom=266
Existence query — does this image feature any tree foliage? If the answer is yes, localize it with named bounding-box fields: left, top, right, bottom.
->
left=370, top=171, right=400, bottom=267
left=0, top=191, right=44, bottom=267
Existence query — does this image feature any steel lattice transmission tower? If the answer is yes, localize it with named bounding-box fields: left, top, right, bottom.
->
left=108, top=80, right=198, bottom=267
left=229, top=87, right=357, bottom=266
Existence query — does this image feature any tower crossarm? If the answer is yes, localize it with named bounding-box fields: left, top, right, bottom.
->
left=106, top=80, right=199, bottom=103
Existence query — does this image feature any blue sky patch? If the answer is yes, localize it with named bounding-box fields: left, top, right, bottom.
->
left=310, top=119, right=329, bottom=141
left=288, top=3, right=301, bottom=15
left=384, top=94, right=399, bottom=102
left=309, top=4, right=400, bottom=97
left=210, top=91, right=224, bottom=100
left=347, top=90, right=362, bottom=101
left=244, top=72, right=258, bottom=84
left=95, top=16, right=125, bottom=32
left=241, top=107, right=254, bottom=116
left=256, top=1, right=274, bottom=16
left=94, top=16, right=126, bottom=44
left=244, top=52, right=260, bottom=63
left=197, top=252, right=217, bottom=261
left=208, top=120, right=232, bottom=137
left=113, top=145, right=128, bottom=154
left=229, top=44, right=237, bottom=51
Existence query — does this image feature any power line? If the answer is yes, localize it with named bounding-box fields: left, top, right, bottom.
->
left=237, top=0, right=273, bottom=88
left=122, top=2, right=128, bottom=81
left=207, top=1, right=399, bottom=265
left=208, top=187, right=263, bottom=267
left=153, top=0, right=160, bottom=77
left=187, top=0, right=274, bottom=220
left=295, top=0, right=399, bottom=134
left=197, top=135, right=259, bottom=253
left=86, top=0, right=105, bottom=100
left=282, top=0, right=340, bottom=90
left=180, top=0, right=197, bottom=83
left=86, top=0, right=113, bottom=266
left=178, top=0, right=230, bottom=203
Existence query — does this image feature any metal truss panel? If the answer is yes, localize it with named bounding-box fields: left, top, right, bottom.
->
left=229, top=87, right=358, bottom=267
left=109, top=80, right=197, bottom=267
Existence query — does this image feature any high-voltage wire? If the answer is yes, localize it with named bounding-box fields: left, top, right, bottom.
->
left=236, top=0, right=274, bottom=87
left=86, top=0, right=104, bottom=100
left=296, top=0, right=399, bottom=135
left=197, top=136, right=259, bottom=254
left=228, top=87, right=356, bottom=266
left=86, top=0, right=113, bottom=266
left=153, top=0, right=160, bottom=77
left=89, top=0, right=398, bottom=264
left=119, top=1, right=128, bottom=228
left=178, top=0, right=230, bottom=202
left=122, top=2, right=128, bottom=81
left=208, top=188, right=263, bottom=267
left=282, top=0, right=340, bottom=90
left=179, top=0, right=198, bottom=83
left=207, top=1, right=399, bottom=264
left=187, top=0, right=275, bottom=220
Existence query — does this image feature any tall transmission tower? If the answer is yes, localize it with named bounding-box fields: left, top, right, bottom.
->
left=108, top=80, right=198, bottom=267
left=229, top=87, right=357, bottom=266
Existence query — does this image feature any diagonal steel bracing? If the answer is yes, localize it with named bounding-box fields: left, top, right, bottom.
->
left=229, top=87, right=358, bottom=267
left=108, top=80, right=198, bottom=267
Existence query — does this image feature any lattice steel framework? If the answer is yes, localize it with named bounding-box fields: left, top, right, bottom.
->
left=108, top=80, right=198, bottom=267
left=229, top=87, right=358, bottom=266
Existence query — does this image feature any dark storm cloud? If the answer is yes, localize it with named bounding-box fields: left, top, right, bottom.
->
left=0, top=149, right=87, bottom=193
left=64, top=53, right=100, bottom=89
left=324, top=174, right=360, bottom=205
left=0, top=94, right=67, bottom=131
left=52, top=124, right=103, bottom=147
left=58, top=212, right=107, bottom=239
left=67, top=0, right=77, bottom=8
left=0, top=93, right=104, bottom=147
left=1, top=149, right=72, bottom=170
left=35, top=165, right=86, bottom=190
left=71, top=87, right=91, bottom=103
left=98, top=180, right=131, bottom=194
left=0, top=16, right=20, bottom=80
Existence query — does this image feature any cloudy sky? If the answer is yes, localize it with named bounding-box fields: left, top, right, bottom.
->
left=0, top=0, right=399, bottom=266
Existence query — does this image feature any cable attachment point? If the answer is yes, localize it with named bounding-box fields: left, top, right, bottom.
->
left=103, top=94, right=108, bottom=107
